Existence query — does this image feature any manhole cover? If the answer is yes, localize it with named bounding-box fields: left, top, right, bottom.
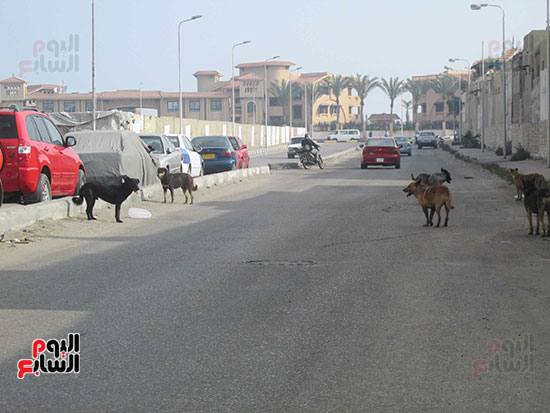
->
left=244, top=259, right=317, bottom=266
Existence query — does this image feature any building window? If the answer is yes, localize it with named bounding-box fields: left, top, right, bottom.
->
left=269, top=97, right=281, bottom=106
left=319, top=105, right=328, bottom=114
left=210, top=100, right=222, bottom=112
left=247, top=101, right=256, bottom=113
left=330, top=105, right=338, bottom=115
left=421, top=103, right=427, bottom=113
left=189, top=100, right=200, bottom=112
left=292, top=105, right=302, bottom=120
left=42, top=102, right=54, bottom=112
left=85, top=101, right=93, bottom=112
left=318, top=86, right=329, bottom=95
left=167, top=101, right=179, bottom=112
left=434, top=102, right=444, bottom=113
left=64, top=102, right=76, bottom=112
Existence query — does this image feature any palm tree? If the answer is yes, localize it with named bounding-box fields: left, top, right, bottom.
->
left=429, top=75, right=459, bottom=135
left=269, top=79, right=303, bottom=125
left=348, top=74, right=379, bottom=137
left=405, top=78, right=429, bottom=132
left=402, top=100, right=412, bottom=125
left=379, top=77, right=406, bottom=134
left=304, top=82, right=323, bottom=132
left=323, top=74, right=350, bottom=129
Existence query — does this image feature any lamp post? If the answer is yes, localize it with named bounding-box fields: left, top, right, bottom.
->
left=232, top=40, right=251, bottom=136
left=450, top=58, right=471, bottom=133
left=445, top=65, right=462, bottom=140
left=289, top=66, right=302, bottom=133
left=178, top=15, right=202, bottom=135
left=264, top=55, right=279, bottom=147
left=471, top=3, right=508, bottom=158
left=92, top=0, right=95, bottom=130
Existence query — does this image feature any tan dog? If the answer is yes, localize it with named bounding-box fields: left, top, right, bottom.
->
left=510, top=168, right=545, bottom=201
left=403, top=179, right=455, bottom=227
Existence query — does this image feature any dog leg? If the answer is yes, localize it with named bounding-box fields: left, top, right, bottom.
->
left=429, top=208, right=435, bottom=226
left=183, top=188, right=188, bottom=204
left=163, top=187, right=167, bottom=203
left=444, top=204, right=450, bottom=227
left=435, top=205, right=442, bottom=227
left=422, top=206, right=430, bottom=226
left=527, top=211, right=534, bottom=235
left=190, top=190, right=194, bottom=205
left=87, top=197, right=97, bottom=220
left=170, top=188, right=174, bottom=204
left=115, top=204, right=123, bottom=223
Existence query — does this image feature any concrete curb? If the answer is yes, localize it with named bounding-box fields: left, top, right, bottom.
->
left=0, top=166, right=271, bottom=234
left=248, top=145, right=287, bottom=156
left=268, top=146, right=359, bottom=170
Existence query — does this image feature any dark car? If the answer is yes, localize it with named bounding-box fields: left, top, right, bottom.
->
left=192, top=135, right=238, bottom=174
left=394, top=136, right=412, bottom=156
left=360, top=137, right=401, bottom=169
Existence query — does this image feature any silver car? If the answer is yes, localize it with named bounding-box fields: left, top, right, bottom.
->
left=139, top=134, right=182, bottom=173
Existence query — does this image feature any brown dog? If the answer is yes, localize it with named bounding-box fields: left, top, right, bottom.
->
left=157, top=167, right=197, bottom=204
left=510, top=168, right=545, bottom=201
left=403, top=179, right=455, bottom=227
left=537, top=188, right=550, bottom=237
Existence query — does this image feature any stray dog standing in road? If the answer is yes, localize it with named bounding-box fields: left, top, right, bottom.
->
left=403, top=179, right=455, bottom=227
left=411, top=168, right=452, bottom=186
left=157, top=167, right=197, bottom=204
left=536, top=187, right=550, bottom=237
left=510, top=168, right=545, bottom=201
left=72, top=176, right=140, bottom=223
left=522, top=181, right=541, bottom=235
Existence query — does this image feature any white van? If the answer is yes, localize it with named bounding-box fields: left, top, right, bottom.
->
left=326, top=129, right=361, bottom=142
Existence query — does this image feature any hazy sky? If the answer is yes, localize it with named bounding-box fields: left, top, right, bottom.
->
left=2, top=0, right=547, bottom=116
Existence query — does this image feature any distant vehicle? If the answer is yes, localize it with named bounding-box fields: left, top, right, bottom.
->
left=394, top=136, right=412, bottom=156
left=191, top=135, right=239, bottom=174
left=288, top=136, right=306, bottom=158
left=139, top=134, right=182, bottom=173
left=439, top=135, right=455, bottom=144
left=417, top=131, right=438, bottom=149
left=326, top=129, right=361, bottom=142
left=0, top=106, right=86, bottom=203
left=227, top=136, right=250, bottom=169
left=360, top=137, right=401, bottom=169
left=166, top=134, right=204, bottom=177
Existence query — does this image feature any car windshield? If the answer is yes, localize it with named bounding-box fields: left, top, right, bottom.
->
left=0, top=114, right=18, bottom=139
left=394, top=137, right=408, bottom=144
left=291, top=137, right=304, bottom=144
left=367, top=139, right=395, bottom=147
left=420, top=132, right=435, bottom=136
left=193, top=136, right=229, bottom=148
left=167, top=136, right=179, bottom=147
left=140, top=136, right=164, bottom=153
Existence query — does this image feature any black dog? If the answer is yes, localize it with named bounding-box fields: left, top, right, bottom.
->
left=72, top=176, right=140, bottom=223
left=157, top=168, right=197, bottom=204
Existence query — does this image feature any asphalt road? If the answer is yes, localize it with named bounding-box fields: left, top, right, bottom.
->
left=249, top=141, right=357, bottom=168
left=1, top=147, right=550, bottom=411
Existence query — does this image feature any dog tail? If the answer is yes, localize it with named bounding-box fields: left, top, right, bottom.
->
left=192, top=184, right=198, bottom=191
left=411, top=173, right=417, bottom=181
left=72, top=195, right=84, bottom=205
left=446, top=191, right=455, bottom=210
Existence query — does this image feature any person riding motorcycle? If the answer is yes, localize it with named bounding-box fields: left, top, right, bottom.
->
left=301, top=133, right=320, bottom=162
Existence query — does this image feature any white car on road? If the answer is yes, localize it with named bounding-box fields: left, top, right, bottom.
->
left=326, top=129, right=361, bottom=142
left=166, top=134, right=204, bottom=177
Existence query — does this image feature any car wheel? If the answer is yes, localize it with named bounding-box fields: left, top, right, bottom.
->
left=395, top=163, right=401, bottom=169
left=361, top=163, right=367, bottom=169
left=25, top=173, right=51, bottom=204
left=0, top=179, right=3, bottom=208
left=72, top=169, right=86, bottom=196
left=200, top=164, right=204, bottom=176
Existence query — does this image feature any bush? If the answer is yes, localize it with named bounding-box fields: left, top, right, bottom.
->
left=462, top=131, right=481, bottom=148
left=510, top=144, right=531, bottom=161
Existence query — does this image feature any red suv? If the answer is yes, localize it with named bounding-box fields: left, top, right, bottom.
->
left=228, top=136, right=250, bottom=169
left=0, top=107, right=85, bottom=203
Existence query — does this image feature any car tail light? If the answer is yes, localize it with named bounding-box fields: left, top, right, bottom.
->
left=221, top=150, right=233, bottom=157
left=18, top=145, right=31, bottom=162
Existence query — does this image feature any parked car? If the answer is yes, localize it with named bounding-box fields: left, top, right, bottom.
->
left=287, top=136, right=306, bottom=158
left=326, top=129, right=361, bottom=142
left=139, top=134, right=182, bottom=173
left=417, top=131, right=438, bottom=149
left=228, top=136, right=250, bottom=168
left=0, top=106, right=86, bottom=203
left=166, top=134, right=204, bottom=177
left=191, top=135, right=239, bottom=174
left=360, top=137, right=401, bottom=169
left=394, top=136, right=412, bottom=156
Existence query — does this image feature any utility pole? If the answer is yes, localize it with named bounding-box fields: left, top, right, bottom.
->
left=482, top=41, right=485, bottom=152
left=92, top=0, right=96, bottom=131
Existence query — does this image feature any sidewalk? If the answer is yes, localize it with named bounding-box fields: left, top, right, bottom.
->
left=447, top=146, right=550, bottom=182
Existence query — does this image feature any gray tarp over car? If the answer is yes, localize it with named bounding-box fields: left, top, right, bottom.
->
left=48, top=110, right=138, bottom=135
left=70, top=130, right=160, bottom=186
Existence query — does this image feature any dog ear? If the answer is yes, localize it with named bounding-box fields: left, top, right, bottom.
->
left=411, top=174, right=416, bottom=180
left=441, top=168, right=444, bottom=172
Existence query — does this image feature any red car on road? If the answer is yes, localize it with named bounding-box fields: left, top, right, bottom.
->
left=361, top=137, right=401, bottom=169
left=0, top=107, right=86, bottom=203
left=228, top=136, right=250, bottom=169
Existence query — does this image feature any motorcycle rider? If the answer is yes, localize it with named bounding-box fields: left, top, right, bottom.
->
left=301, top=133, right=320, bottom=162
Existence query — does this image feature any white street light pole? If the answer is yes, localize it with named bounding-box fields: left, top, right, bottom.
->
left=445, top=65, right=461, bottom=139
left=232, top=40, right=251, bottom=137
left=289, top=66, right=302, bottom=132
left=471, top=3, right=507, bottom=158
left=178, top=15, right=202, bottom=135
left=264, top=55, right=279, bottom=147
left=450, top=58, right=471, bottom=132
left=92, top=0, right=95, bottom=130
left=481, top=40, right=486, bottom=152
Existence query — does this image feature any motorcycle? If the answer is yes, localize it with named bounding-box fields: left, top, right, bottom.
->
left=297, top=149, right=324, bottom=170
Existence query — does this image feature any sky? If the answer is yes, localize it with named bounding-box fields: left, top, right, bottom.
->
left=1, top=0, right=547, bottom=117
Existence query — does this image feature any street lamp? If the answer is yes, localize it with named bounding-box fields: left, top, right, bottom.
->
left=232, top=40, right=251, bottom=136
left=178, top=15, right=202, bottom=135
left=289, top=66, right=302, bottom=132
left=450, top=58, right=471, bottom=134
left=264, top=55, right=279, bottom=147
left=471, top=3, right=508, bottom=158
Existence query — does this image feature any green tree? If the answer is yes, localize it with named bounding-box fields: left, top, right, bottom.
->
left=323, top=74, right=350, bottom=129
left=379, top=77, right=406, bottom=134
left=348, top=74, right=379, bottom=137
left=405, top=78, right=430, bottom=132
left=304, top=82, right=323, bottom=132
left=269, top=79, right=303, bottom=125
left=429, top=75, right=459, bottom=136
left=402, top=99, right=412, bottom=124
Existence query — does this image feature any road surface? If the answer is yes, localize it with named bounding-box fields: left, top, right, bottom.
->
left=1, top=147, right=549, bottom=411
